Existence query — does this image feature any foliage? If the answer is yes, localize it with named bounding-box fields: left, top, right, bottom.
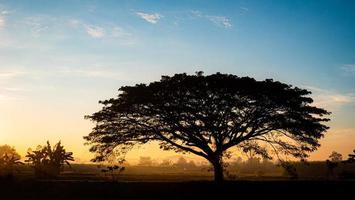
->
left=85, top=72, right=330, bottom=181
left=344, top=150, right=355, bottom=164
left=329, top=151, right=342, bottom=162
left=279, top=161, right=298, bottom=179
left=0, top=145, right=22, bottom=177
left=98, top=155, right=125, bottom=181
left=325, top=151, right=343, bottom=179
left=25, top=141, right=74, bottom=178
left=339, top=149, right=355, bottom=179
left=100, top=165, right=125, bottom=181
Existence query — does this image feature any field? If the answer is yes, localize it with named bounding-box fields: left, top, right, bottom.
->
left=1, top=162, right=354, bottom=199
left=1, top=179, right=354, bottom=199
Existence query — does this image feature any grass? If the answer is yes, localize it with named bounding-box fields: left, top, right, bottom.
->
left=0, top=162, right=354, bottom=199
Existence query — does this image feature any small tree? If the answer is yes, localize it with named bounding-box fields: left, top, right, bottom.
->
left=344, top=150, right=355, bottom=163
left=0, top=145, right=23, bottom=177
left=326, top=151, right=343, bottom=179
left=85, top=72, right=330, bottom=182
left=100, top=165, right=125, bottom=182
left=25, top=141, right=74, bottom=178
left=279, top=161, right=298, bottom=179
left=329, top=151, right=342, bottom=162
left=98, top=153, right=125, bottom=181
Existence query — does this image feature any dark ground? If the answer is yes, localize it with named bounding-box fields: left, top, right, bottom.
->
left=1, top=179, right=354, bottom=199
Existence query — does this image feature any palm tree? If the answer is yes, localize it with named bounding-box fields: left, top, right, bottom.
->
left=25, top=141, right=74, bottom=178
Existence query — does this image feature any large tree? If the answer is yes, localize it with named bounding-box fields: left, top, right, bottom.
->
left=85, top=72, right=330, bottom=182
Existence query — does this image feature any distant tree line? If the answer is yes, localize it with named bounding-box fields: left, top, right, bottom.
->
left=1, top=142, right=354, bottom=180
left=137, top=156, right=198, bottom=170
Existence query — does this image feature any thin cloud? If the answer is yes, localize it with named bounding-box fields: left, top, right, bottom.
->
left=239, top=7, right=249, bottom=15
left=68, top=19, right=133, bottom=42
left=0, top=15, right=4, bottom=29
left=85, top=25, right=105, bottom=38
left=23, top=16, right=49, bottom=37
left=0, top=8, right=13, bottom=15
left=1, top=10, right=10, bottom=15
left=342, top=64, right=355, bottom=74
left=68, top=19, right=81, bottom=27
left=0, top=71, right=27, bottom=79
left=191, top=10, right=232, bottom=29
left=0, top=8, right=12, bottom=29
left=206, top=16, right=232, bottom=28
left=240, top=7, right=249, bottom=12
left=306, top=86, right=355, bottom=111
left=136, top=12, right=162, bottom=24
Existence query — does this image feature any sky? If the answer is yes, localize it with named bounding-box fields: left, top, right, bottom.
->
left=0, top=0, right=354, bottom=163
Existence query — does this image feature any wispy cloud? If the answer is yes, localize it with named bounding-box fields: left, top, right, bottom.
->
left=342, top=64, right=355, bottom=74
left=84, top=25, right=105, bottom=38
left=0, top=9, right=9, bottom=29
left=68, top=19, right=81, bottom=27
left=23, top=16, right=50, bottom=37
left=239, top=7, right=249, bottom=15
left=0, top=7, right=13, bottom=15
left=206, top=16, right=232, bottom=28
left=191, top=10, right=232, bottom=29
left=306, top=86, right=355, bottom=111
left=240, top=7, right=249, bottom=12
left=68, top=19, right=134, bottom=42
left=136, top=12, right=162, bottom=24
left=0, top=71, right=27, bottom=79
left=0, top=15, right=5, bottom=29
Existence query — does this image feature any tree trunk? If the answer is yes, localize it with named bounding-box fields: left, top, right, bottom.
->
left=210, top=156, right=224, bottom=182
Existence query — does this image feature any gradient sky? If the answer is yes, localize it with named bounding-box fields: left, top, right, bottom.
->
left=0, top=0, right=354, bottom=163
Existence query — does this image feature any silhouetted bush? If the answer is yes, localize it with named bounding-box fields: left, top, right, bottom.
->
left=0, top=145, right=22, bottom=179
left=344, top=150, right=355, bottom=164
left=25, top=141, right=74, bottom=178
left=100, top=165, right=125, bottom=181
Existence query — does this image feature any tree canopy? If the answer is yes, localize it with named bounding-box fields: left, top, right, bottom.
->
left=0, top=145, right=22, bottom=177
left=85, top=72, right=330, bottom=181
left=0, top=145, right=21, bottom=160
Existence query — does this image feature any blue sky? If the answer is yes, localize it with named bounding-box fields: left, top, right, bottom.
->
left=0, top=0, right=354, bottom=161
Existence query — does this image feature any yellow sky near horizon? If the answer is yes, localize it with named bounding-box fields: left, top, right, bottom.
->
left=0, top=82, right=354, bottom=164
left=1, top=117, right=354, bottom=164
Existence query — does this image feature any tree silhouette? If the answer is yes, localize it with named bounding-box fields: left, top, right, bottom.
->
left=84, top=72, right=330, bottom=182
left=280, top=161, right=298, bottom=179
left=100, top=164, right=125, bottom=182
left=329, top=151, right=343, bottom=162
left=0, top=145, right=22, bottom=178
left=344, top=150, right=355, bottom=163
left=326, top=151, right=343, bottom=179
left=25, top=141, right=74, bottom=178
